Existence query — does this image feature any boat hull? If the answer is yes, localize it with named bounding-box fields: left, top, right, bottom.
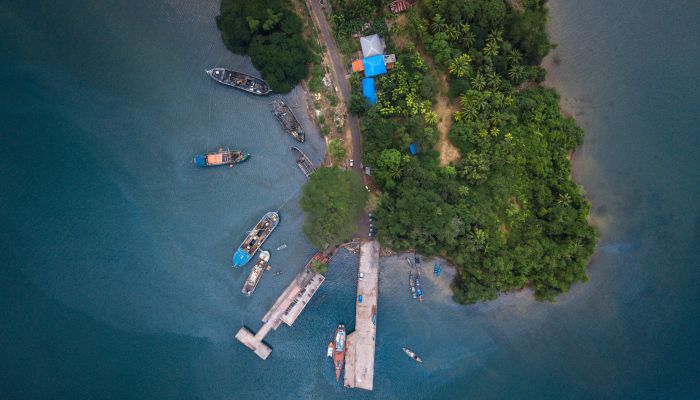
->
left=207, top=68, right=272, bottom=95
left=232, top=212, right=279, bottom=268
left=333, top=324, right=346, bottom=381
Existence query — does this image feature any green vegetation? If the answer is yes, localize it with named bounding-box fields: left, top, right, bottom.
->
left=328, top=139, right=347, bottom=164
left=216, top=0, right=313, bottom=92
left=339, top=0, right=597, bottom=303
left=309, top=258, right=329, bottom=275
left=300, top=167, right=368, bottom=249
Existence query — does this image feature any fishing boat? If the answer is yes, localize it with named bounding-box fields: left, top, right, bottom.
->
left=434, top=264, right=442, bottom=277
left=194, top=147, right=249, bottom=167
left=271, top=100, right=305, bottom=143
left=402, top=347, right=423, bottom=363
left=409, top=271, right=417, bottom=299
left=333, top=324, right=346, bottom=381
left=232, top=212, right=279, bottom=268
left=405, top=256, right=413, bottom=268
left=206, top=68, right=272, bottom=95
left=241, top=251, right=270, bottom=296
left=415, top=269, right=424, bottom=302
left=326, top=341, right=333, bottom=358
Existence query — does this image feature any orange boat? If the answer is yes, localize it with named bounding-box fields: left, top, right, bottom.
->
left=332, top=324, right=346, bottom=381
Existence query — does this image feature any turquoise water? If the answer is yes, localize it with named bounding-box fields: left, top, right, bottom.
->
left=1, top=0, right=699, bottom=398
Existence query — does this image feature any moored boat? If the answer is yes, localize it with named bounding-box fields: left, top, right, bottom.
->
left=402, top=347, right=423, bottom=363
left=271, top=100, right=305, bottom=143
left=232, top=212, right=279, bottom=268
left=415, top=271, right=424, bottom=302
left=326, top=341, right=333, bottom=358
left=206, top=68, right=271, bottom=95
left=409, top=271, right=417, bottom=299
left=333, top=324, right=346, bottom=381
left=194, top=147, right=249, bottom=167
left=241, top=251, right=270, bottom=296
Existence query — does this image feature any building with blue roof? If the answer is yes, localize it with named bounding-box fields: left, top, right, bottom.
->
left=362, top=78, right=377, bottom=104
left=362, top=55, right=387, bottom=77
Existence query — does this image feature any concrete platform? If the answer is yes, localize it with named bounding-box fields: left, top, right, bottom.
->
left=344, top=240, right=379, bottom=391
left=235, top=266, right=325, bottom=360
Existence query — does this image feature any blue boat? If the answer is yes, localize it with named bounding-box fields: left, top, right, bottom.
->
left=434, top=264, right=442, bottom=277
left=415, top=270, right=424, bottom=302
left=232, top=212, right=279, bottom=268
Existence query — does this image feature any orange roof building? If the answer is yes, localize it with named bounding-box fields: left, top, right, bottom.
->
left=352, top=59, right=365, bottom=73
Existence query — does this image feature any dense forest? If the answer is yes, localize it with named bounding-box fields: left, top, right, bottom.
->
left=216, top=0, right=312, bottom=92
left=336, top=0, right=597, bottom=303
left=299, top=167, right=368, bottom=249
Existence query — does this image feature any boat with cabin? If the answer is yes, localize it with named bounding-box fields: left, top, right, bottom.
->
left=271, top=100, right=305, bottom=143
left=333, top=324, right=346, bottom=381
left=206, top=68, right=271, bottom=95
left=402, top=347, right=423, bottom=363
left=194, top=147, right=249, bottom=167
left=241, top=251, right=270, bottom=296
left=409, top=271, right=417, bottom=299
left=232, top=212, right=279, bottom=268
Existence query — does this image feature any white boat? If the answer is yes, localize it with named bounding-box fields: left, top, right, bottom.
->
left=241, top=251, right=270, bottom=296
left=402, top=347, right=423, bottom=363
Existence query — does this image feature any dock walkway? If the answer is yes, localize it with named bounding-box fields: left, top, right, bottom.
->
left=344, top=240, right=379, bottom=391
left=235, top=266, right=325, bottom=360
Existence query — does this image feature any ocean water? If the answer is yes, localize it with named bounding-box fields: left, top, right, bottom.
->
left=1, top=0, right=699, bottom=399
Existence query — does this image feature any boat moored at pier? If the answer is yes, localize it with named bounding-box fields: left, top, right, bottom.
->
left=271, top=100, right=305, bottom=143
left=206, top=68, right=272, bottom=95
left=194, top=147, right=249, bottom=167
left=233, top=212, right=279, bottom=268
left=333, top=324, right=346, bottom=381
left=241, top=251, right=270, bottom=296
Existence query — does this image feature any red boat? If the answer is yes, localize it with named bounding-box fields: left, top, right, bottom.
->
left=333, top=324, right=346, bottom=381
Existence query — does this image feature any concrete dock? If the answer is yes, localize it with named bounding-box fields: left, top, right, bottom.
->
left=235, top=266, right=325, bottom=360
left=344, top=240, right=379, bottom=391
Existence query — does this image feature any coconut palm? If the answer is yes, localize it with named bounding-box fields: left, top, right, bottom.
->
left=448, top=53, right=472, bottom=78
left=508, top=65, right=527, bottom=83
left=446, top=25, right=461, bottom=41
left=471, top=72, right=487, bottom=91
left=430, top=14, right=447, bottom=33
left=507, top=48, right=522, bottom=66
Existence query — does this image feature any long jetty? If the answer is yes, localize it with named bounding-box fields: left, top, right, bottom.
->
left=344, top=240, right=379, bottom=391
left=235, top=266, right=325, bottom=360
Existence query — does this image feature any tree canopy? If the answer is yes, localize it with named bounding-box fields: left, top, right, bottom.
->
left=299, top=167, right=368, bottom=249
left=216, top=0, right=312, bottom=92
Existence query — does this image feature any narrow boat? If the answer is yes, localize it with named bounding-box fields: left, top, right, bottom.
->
left=434, top=264, right=442, bottom=277
left=333, top=324, right=346, bottom=381
left=402, top=347, right=423, bottom=363
left=291, top=146, right=315, bottom=178
left=194, top=147, right=249, bottom=167
left=276, top=244, right=287, bottom=251
left=405, top=256, right=413, bottom=268
left=326, top=341, right=333, bottom=358
left=271, top=100, right=305, bottom=143
left=415, top=269, right=424, bottom=302
left=409, top=271, right=417, bottom=299
left=241, top=251, right=270, bottom=296
left=232, top=212, right=279, bottom=268
left=206, top=68, right=272, bottom=95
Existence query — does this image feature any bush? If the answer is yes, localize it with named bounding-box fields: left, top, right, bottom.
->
left=328, top=139, right=346, bottom=164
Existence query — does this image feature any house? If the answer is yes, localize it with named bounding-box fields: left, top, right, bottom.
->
left=360, top=34, right=385, bottom=58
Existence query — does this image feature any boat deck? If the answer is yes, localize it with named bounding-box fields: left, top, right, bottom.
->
left=291, top=147, right=315, bottom=178
left=344, top=241, right=379, bottom=391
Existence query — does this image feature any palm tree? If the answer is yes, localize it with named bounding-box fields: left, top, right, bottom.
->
left=430, top=14, right=447, bottom=33
left=446, top=25, right=461, bottom=41
left=448, top=53, right=472, bottom=78
left=507, top=48, right=522, bottom=66
left=471, top=72, right=486, bottom=91
left=508, top=65, right=526, bottom=83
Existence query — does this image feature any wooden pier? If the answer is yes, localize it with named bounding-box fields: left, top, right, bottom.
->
left=291, top=146, right=315, bottom=178
left=235, top=266, right=325, bottom=360
left=344, top=240, right=379, bottom=391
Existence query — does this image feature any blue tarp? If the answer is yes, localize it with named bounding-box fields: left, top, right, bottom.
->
left=194, top=154, right=206, bottom=166
left=362, top=55, right=387, bottom=77
left=409, top=143, right=419, bottom=155
left=362, top=78, right=377, bottom=105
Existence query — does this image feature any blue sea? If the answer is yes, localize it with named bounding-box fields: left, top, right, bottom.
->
left=1, top=0, right=699, bottom=398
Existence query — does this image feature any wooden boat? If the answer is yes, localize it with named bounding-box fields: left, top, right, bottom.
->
left=206, top=68, right=271, bottom=95
left=272, top=100, right=305, bottom=142
left=194, top=147, right=249, bottom=167
left=241, top=251, right=270, bottom=296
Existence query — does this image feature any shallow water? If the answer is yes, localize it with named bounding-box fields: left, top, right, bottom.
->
left=1, top=0, right=699, bottom=398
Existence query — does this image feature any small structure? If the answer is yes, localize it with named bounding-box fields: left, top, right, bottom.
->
left=362, top=55, right=387, bottom=78
left=360, top=34, right=385, bottom=58
left=390, top=0, right=418, bottom=13
left=352, top=59, right=365, bottom=74
left=362, top=78, right=377, bottom=105
left=383, top=54, right=396, bottom=69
